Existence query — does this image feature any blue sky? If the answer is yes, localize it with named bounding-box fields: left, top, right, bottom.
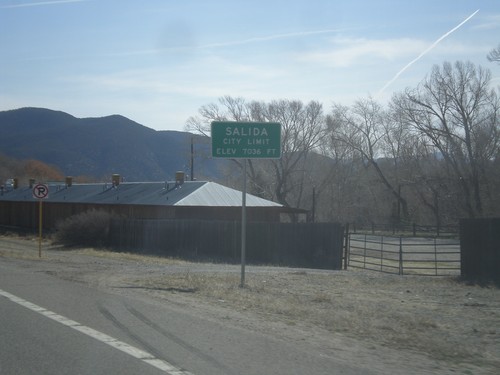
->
left=1, top=0, right=499, bottom=131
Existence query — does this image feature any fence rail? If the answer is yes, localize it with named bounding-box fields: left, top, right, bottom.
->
left=347, top=233, right=460, bottom=276
left=349, top=223, right=458, bottom=238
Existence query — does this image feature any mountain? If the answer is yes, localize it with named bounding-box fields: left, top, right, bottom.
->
left=0, top=107, right=221, bottom=181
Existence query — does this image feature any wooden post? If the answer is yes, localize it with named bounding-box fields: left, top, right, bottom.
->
left=399, top=237, right=403, bottom=275
left=343, top=223, right=349, bottom=270
left=38, top=199, right=43, bottom=258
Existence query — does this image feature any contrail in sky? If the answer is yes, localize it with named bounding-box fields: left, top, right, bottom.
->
left=199, top=28, right=354, bottom=49
left=377, top=9, right=480, bottom=97
left=0, top=0, right=86, bottom=8
left=103, top=28, right=357, bottom=57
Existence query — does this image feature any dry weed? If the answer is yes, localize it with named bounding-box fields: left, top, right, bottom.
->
left=140, top=269, right=500, bottom=368
left=72, top=248, right=189, bottom=265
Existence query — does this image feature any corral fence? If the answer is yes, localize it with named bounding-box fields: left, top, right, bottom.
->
left=108, top=219, right=344, bottom=270
left=346, top=232, right=461, bottom=276
left=348, top=222, right=458, bottom=238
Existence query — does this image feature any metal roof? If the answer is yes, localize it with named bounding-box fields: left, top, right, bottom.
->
left=0, top=181, right=282, bottom=207
left=175, top=181, right=281, bottom=207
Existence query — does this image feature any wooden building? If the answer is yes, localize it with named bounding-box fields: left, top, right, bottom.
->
left=0, top=174, right=306, bottom=230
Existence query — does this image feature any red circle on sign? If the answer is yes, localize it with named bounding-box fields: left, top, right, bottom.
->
left=33, top=183, right=49, bottom=199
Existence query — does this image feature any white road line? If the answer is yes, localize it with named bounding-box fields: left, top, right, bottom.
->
left=0, top=288, right=194, bottom=375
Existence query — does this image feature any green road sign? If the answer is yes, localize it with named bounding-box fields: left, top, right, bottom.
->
left=211, top=121, right=281, bottom=159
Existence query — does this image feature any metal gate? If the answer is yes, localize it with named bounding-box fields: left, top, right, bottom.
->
left=347, top=233, right=460, bottom=276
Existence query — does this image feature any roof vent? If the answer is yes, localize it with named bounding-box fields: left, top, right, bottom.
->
left=175, top=171, right=185, bottom=185
left=112, top=174, right=120, bottom=186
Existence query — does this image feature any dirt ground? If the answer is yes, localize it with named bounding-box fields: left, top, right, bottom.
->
left=0, top=235, right=499, bottom=374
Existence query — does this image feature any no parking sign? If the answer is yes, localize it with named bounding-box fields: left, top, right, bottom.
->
left=32, top=183, right=49, bottom=258
left=32, top=183, right=49, bottom=199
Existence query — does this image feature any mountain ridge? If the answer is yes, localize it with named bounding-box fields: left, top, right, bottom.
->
left=0, top=107, right=219, bottom=182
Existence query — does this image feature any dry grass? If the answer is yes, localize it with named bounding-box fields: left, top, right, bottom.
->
left=0, top=248, right=42, bottom=260
left=0, top=235, right=46, bottom=260
left=71, top=248, right=190, bottom=265
left=139, top=268, right=500, bottom=369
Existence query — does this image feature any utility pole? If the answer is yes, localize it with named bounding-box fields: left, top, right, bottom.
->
left=190, top=136, right=194, bottom=181
left=312, top=186, right=316, bottom=223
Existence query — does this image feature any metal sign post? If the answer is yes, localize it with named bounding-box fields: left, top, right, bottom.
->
left=33, top=183, right=49, bottom=258
left=211, top=121, right=281, bottom=288
left=240, top=160, right=247, bottom=287
left=38, top=199, right=43, bottom=258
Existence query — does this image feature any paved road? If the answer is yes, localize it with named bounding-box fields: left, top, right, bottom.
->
left=0, top=258, right=370, bottom=375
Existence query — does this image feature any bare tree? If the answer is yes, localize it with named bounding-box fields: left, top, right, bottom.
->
left=185, top=96, right=248, bottom=136
left=185, top=96, right=326, bottom=210
left=487, top=43, right=500, bottom=64
left=325, top=97, right=410, bottom=223
left=393, top=61, right=500, bottom=218
left=261, top=99, right=325, bottom=207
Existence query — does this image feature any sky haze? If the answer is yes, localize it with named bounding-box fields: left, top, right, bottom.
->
left=1, top=0, right=498, bottom=131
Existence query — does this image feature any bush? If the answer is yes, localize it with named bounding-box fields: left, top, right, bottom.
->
left=55, top=209, right=114, bottom=247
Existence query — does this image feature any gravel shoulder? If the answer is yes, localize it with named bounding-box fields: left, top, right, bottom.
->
left=1, top=235, right=499, bottom=374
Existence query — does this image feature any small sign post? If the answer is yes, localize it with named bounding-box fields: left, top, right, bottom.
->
left=33, top=183, right=49, bottom=258
left=211, top=121, right=281, bottom=287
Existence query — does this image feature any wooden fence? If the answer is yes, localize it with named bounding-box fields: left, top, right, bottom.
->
left=460, top=218, right=500, bottom=283
left=108, top=219, right=344, bottom=270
